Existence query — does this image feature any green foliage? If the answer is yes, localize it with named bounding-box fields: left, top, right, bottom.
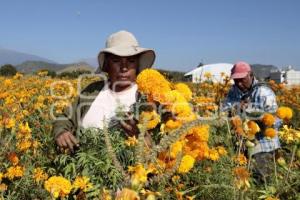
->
left=58, top=70, right=91, bottom=78
left=0, top=64, right=17, bottom=76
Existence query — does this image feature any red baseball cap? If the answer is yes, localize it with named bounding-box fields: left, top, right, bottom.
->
left=230, top=61, right=251, bottom=79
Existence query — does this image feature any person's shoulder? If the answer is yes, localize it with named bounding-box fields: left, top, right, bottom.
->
left=81, top=80, right=106, bottom=96
left=254, top=82, right=275, bottom=94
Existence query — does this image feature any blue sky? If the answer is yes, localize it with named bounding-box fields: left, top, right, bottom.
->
left=0, top=0, right=299, bottom=71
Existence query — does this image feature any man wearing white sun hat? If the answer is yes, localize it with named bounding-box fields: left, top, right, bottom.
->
left=53, top=30, right=155, bottom=152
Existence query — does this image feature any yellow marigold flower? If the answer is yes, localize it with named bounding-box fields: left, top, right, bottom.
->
left=276, top=106, right=293, bottom=120
left=264, top=128, right=276, bottom=138
left=216, top=146, right=227, bottom=156
left=139, top=110, right=160, bottom=130
left=3, top=79, right=13, bottom=87
left=0, top=172, right=4, bottom=182
left=16, top=139, right=32, bottom=152
left=0, top=183, right=8, bottom=192
left=17, top=122, right=32, bottom=139
left=5, top=165, right=25, bottom=180
left=174, top=83, right=192, bottom=101
left=233, top=167, right=250, bottom=189
left=170, top=140, right=183, bottom=159
left=115, top=188, right=140, bottom=200
left=208, top=148, right=220, bottom=161
left=261, top=113, right=275, bottom=126
left=2, top=117, right=16, bottom=129
left=178, top=155, right=195, bottom=173
left=233, top=154, right=248, bottom=165
left=125, top=136, right=138, bottom=146
left=128, top=163, right=149, bottom=187
left=7, top=152, right=19, bottom=166
left=44, top=176, right=72, bottom=199
left=165, top=119, right=182, bottom=131
left=33, top=168, right=48, bottom=183
left=73, top=176, right=93, bottom=192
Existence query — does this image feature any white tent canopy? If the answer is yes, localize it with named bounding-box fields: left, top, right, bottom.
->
left=184, top=63, right=233, bottom=83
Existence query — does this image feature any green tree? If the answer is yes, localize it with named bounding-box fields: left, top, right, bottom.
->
left=0, top=64, right=17, bottom=76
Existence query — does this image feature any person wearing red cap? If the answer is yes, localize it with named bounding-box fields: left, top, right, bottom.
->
left=222, top=61, right=281, bottom=183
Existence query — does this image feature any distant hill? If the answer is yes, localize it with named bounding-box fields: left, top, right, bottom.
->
left=16, top=61, right=95, bottom=74
left=78, top=57, right=98, bottom=68
left=251, top=64, right=278, bottom=80
left=0, top=48, right=56, bottom=66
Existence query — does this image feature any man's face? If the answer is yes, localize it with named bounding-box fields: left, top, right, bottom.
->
left=104, top=53, right=139, bottom=92
left=234, top=73, right=253, bottom=92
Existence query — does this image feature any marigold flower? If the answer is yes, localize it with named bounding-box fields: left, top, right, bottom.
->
left=216, top=146, right=227, bottom=156
left=233, top=167, right=250, bottom=189
left=115, top=188, right=140, bottom=200
left=16, top=139, right=32, bottom=152
left=7, top=152, right=19, bottom=166
left=136, top=69, right=171, bottom=103
left=246, top=120, right=260, bottom=137
left=178, top=155, right=195, bottom=173
left=261, top=113, right=275, bottom=127
left=165, top=119, right=182, bottom=131
left=208, top=149, right=220, bottom=161
left=276, top=106, right=293, bottom=120
left=73, top=176, right=93, bottom=192
left=0, top=173, right=4, bottom=182
left=170, top=140, right=183, bottom=159
left=128, top=163, right=152, bottom=187
left=233, top=154, right=248, bottom=165
left=139, top=110, right=160, bottom=130
left=44, top=176, right=72, bottom=199
left=0, top=183, right=7, bottom=192
left=5, top=165, right=25, bottom=180
left=125, top=136, right=138, bottom=146
left=33, top=168, right=48, bottom=183
left=174, top=83, right=192, bottom=101
left=264, top=128, right=276, bottom=138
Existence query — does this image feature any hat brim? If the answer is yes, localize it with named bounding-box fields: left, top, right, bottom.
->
left=230, top=72, right=248, bottom=79
left=95, top=46, right=155, bottom=73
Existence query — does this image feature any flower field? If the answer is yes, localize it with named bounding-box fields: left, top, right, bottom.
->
left=0, top=70, right=299, bottom=200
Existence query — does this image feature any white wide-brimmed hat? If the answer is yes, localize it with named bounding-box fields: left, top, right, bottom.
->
left=95, top=30, right=155, bottom=73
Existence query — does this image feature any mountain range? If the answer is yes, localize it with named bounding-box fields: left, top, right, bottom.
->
left=0, top=48, right=96, bottom=73
left=0, top=48, right=283, bottom=77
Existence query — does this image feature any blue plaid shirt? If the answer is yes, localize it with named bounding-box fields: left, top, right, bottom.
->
left=222, top=79, right=281, bottom=156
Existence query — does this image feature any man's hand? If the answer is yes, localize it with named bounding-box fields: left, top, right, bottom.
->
left=120, top=114, right=139, bottom=137
left=55, top=131, right=79, bottom=153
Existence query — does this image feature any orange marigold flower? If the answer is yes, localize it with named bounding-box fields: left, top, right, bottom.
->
left=261, top=113, right=275, bottom=127
left=276, top=106, right=293, bottom=120
left=264, top=128, right=277, bottom=138
left=7, top=152, right=19, bottom=166
left=233, top=167, right=250, bottom=189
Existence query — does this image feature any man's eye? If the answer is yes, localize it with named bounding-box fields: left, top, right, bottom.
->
left=128, top=59, right=136, bottom=63
left=112, top=59, right=120, bottom=63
